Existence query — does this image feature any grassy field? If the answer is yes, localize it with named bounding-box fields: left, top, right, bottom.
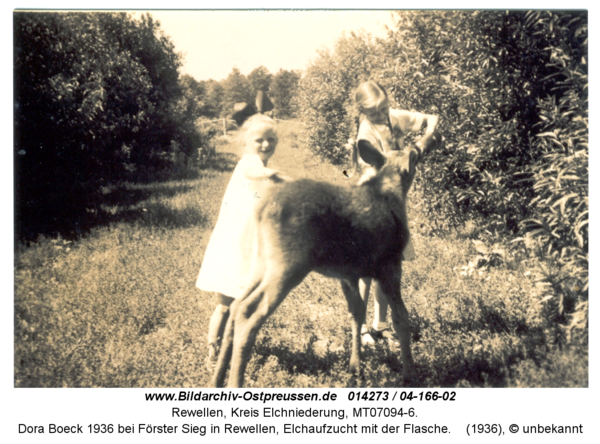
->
left=14, top=123, right=588, bottom=388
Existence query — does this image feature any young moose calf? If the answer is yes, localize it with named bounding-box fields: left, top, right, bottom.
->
left=210, top=131, right=445, bottom=388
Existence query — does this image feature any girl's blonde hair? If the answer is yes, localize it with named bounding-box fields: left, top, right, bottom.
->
left=240, top=113, right=277, bottom=143
left=348, top=81, right=391, bottom=177
left=354, top=80, right=389, bottom=113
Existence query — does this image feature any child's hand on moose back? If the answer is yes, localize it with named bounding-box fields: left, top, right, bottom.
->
left=269, top=171, right=293, bottom=183
left=251, top=171, right=291, bottom=197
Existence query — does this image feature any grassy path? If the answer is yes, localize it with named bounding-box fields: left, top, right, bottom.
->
left=14, top=124, right=587, bottom=387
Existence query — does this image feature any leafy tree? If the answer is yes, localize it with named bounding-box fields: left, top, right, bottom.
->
left=201, top=80, right=226, bottom=118
left=247, top=65, right=272, bottom=94
left=179, top=74, right=207, bottom=120
left=297, top=31, right=381, bottom=163
left=295, top=11, right=588, bottom=338
left=385, top=11, right=588, bottom=331
left=518, top=11, right=588, bottom=340
left=382, top=11, right=586, bottom=235
left=222, top=67, right=253, bottom=114
left=14, top=11, right=201, bottom=239
left=270, top=69, right=300, bottom=119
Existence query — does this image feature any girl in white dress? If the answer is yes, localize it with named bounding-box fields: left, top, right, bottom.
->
left=349, top=80, right=439, bottom=346
left=197, top=113, right=286, bottom=368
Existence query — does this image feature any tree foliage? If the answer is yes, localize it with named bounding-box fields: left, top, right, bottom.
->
left=270, top=69, right=301, bottom=119
left=222, top=67, right=254, bottom=113
left=14, top=12, right=204, bottom=239
left=199, top=79, right=226, bottom=118
left=297, top=31, right=381, bottom=163
left=297, top=11, right=588, bottom=338
left=518, top=11, right=588, bottom=340
left=248, top=65, right=273, bottom=94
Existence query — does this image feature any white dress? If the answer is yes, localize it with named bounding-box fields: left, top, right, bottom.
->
left=196, top=154, right=265, bottom=298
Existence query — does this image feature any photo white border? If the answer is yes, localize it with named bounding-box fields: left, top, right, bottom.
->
left=5, top=2, right=597, bottom=443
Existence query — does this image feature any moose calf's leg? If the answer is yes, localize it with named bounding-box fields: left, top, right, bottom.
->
left=227, top=268, right=305, bottom=387
left=227, top=309, right=264, bottom=388
left=209, top=267, right=265, bottom=387
left=341, top=279, right=366, bottom=374
left=226, top=285, right=270, bottom=388
left=378, top=263, right=417, bottom=383
left=388, top=297, right=416, bottom=383
left=210, top=274, right=263, bottom=387
left=210, top=306, right=236, bottom=387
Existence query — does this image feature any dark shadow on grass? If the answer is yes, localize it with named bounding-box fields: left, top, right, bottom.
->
left=251, top=338, right=415, bottom=387
left=137, top=309, right=167, bottom=336
left=16, top=152, right=237, bottom=243
left=102, top=182, right=196, bottom=206
left=126, top=164, right=203, bottom=184
left=413, top=303, right=539, bottom=338
left=420, top=326, right=548, bottom=387
left=252, top=340, right=347, bottom=377
left=54, top=183, right=209, bottom=235
left=407, top=309, right=552, bottom=387
left=433, top=354, right=517, bottom=387
left=101, top=187, right=153, bottom=207
left=109, top=203, right=209, bottom=229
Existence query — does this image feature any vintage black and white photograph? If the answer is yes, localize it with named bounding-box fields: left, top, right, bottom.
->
left=14, top=9, right=588, bottom=388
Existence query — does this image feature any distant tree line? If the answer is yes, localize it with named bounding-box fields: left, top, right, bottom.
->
left=182, top=66, right=301, bottom=121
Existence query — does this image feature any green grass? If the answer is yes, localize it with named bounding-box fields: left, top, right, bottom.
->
left=14, top=123, right=587, bottom=387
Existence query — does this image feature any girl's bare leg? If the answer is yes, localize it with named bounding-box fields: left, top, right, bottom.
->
left=206, top=293, right=234, bottom=368
left=359, top=278, right=375, bottom=343
left=373, top=282, right=389, bottom=329
left=373, top=282, right=399, bottom=346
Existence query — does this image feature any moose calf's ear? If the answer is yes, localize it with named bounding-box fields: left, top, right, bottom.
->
left=232, top=91, right=275, bottom=126
left=358, top=140, right=386, bottom=170
left=256, top=90, right=274, bottom=114
left=232, top=102, right=257, bottom=126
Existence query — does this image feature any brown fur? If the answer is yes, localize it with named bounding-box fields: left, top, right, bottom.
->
left=210, top=131, right=444, bottom=387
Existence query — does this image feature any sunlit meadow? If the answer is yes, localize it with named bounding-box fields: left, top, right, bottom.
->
left=14, top=123, right=587, bottom=388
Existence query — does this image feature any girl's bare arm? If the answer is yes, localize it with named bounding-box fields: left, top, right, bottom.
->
left=423, top=114, right=439, bottom=135
left=245, top=167, right=291, bottom=182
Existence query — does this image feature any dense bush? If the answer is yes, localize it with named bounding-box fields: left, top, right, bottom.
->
left=15, top=12, right=206, bottom=239
left=297, top=11, right=588, bottom=340
left=519, top=12, right=588, bottom=340
left=248, top=66, right=273, bottom=95
left=221, top=67, right=254, bottom=114
left=270, top=69, right=301, bottom=119
left=379, top=11, right=566, bottom=233
left=297, top=31, right=382, bottom=164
